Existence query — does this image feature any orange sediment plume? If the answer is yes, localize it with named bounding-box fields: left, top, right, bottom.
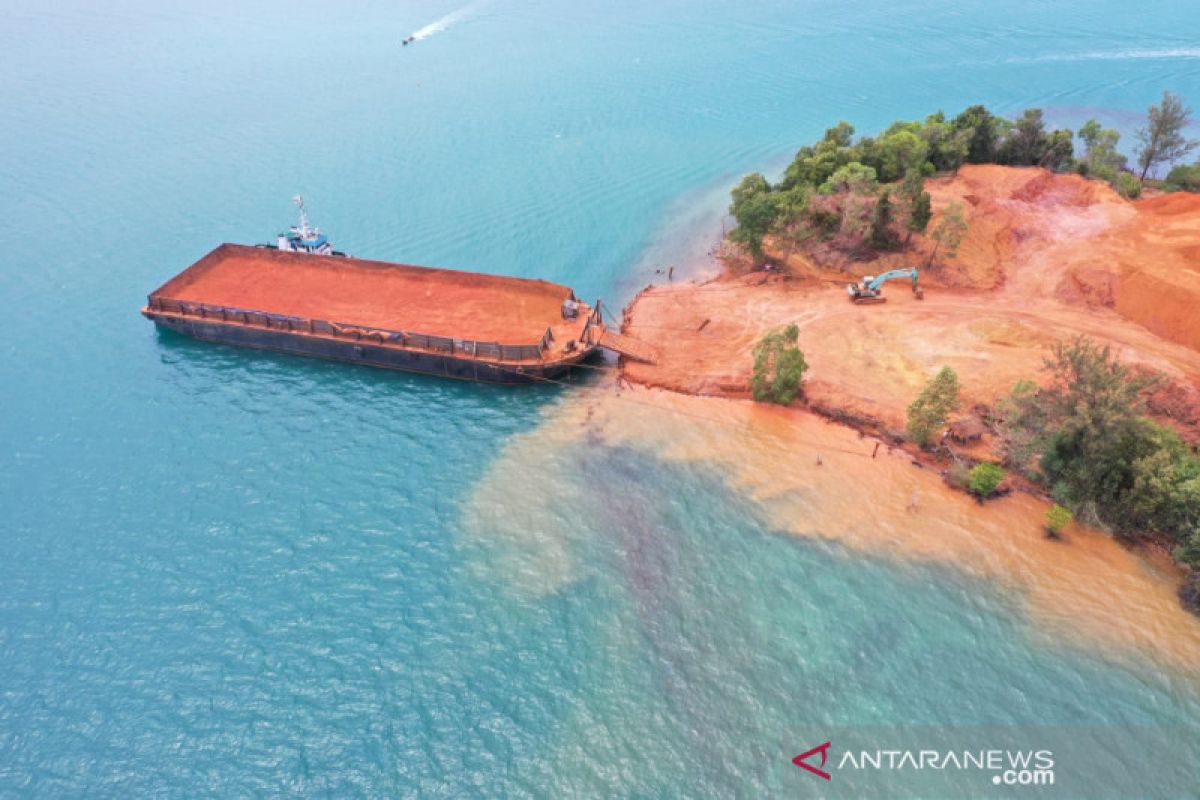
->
left=471, top=387, right=1200, bottom=671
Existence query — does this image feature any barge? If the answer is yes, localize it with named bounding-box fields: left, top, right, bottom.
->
left=142, top=242, right=609, bottom=384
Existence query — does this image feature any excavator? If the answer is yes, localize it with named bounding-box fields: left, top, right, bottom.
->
left=847, top=267, right=923, bottom=304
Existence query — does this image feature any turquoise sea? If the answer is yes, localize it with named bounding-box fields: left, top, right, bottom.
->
left=3, top=1, right=1200, bottom=796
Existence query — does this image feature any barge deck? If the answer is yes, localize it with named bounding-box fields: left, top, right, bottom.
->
left=142, top=244, right=605, bottom=384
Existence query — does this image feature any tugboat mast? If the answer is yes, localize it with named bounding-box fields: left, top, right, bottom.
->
left=292, top=195, right=315, bottom=240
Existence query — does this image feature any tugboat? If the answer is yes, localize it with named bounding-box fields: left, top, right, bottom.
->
left=259, top=196, right=346, bottom=257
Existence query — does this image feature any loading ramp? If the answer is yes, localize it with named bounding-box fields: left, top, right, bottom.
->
left=599, top=330, right=660, bottom=364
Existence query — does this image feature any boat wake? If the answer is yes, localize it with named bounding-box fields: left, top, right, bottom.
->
left=1008, top=47, right=1200, bottom=64
left=407, top=1, right=487, bottom=44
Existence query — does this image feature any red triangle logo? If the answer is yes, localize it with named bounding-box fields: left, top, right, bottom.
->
left=793, top=741, right=832, bottom=780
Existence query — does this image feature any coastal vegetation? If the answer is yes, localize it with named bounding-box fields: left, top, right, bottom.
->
left=750, top=324, right=807, bottom=405
left=727, top=93, right=1198, bottom=267
left=1135, top=91, right=1197, bottom=180
left=996, top=337, right=1200, bottom=606
left=1164, top=162, right=1200, bottom=192
left=1045, top=505, right=1073, bottom=538
left=967, top=463, right=1006, bottom=498
left=905, top=366, right=961, bottom=448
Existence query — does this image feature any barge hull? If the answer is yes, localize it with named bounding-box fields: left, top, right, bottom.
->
left=147, top=312, right=588, bottom=384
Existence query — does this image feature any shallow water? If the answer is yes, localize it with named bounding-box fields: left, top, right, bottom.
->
left=2, top=0, right=1199, bottom=796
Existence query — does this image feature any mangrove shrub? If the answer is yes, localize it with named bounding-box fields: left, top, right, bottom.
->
left=968, top=463, right=1006, bottom=498
left=906, top=366, right=961, bottom=447
left=750, top=324, right=808, bottom=405
left=1045, top=504, right=1073, bottom=537
left=997, top=336, right=1200, bottom=580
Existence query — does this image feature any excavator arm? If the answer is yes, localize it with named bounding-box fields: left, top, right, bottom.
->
left=866, top=268, right=919, bottom=291
left=848, top=267, right=922, bottom=304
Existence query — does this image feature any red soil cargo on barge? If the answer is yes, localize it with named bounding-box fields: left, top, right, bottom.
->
left=142, top=244, right=606, bottom=384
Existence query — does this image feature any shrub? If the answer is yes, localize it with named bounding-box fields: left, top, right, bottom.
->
left=1114, top=172, right=1142, bottom=199
left=1180, top=574, right=1200, bottom=614
left=906, top=366, right=961, bottom=447
left=1175, top=529, right=1200, bottom=571
left=946, top=462, right=970, bottom=491
left=750, top=324, right=808, bottom=405
left=1163, top=162, right=1200, bottom=192
left=1045, top=504, right=1073, bottom=537
left=729, top=173, right=782, bottom=264
left=968, top=463, right=1006, bottom=497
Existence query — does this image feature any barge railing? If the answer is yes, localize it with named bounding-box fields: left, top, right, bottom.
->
left=147, top=297, right=561, bottom=363
left=579, top=301, right=603, bottom=346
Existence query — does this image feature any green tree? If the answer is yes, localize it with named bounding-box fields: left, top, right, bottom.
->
left=1128, top=439, right=1200, bottom=535
left=952, top=105, right=1000, bottom=164
left=1032, top=337, right=1161, bottom=526
left=968, top=463, right=1006, bottom=497
left=915, top=112, right=969, bottom=173
left=897, top=169, right=933, bottom=245
left=996, top=336, right=1200, bottom=546
left=1181, top=574, right=1200, bottom=613
left=780, top=122, right=861, bottom=190
left=1078, top=119, right=1127, bottom=180
left=907, top=191, right=933, bottom=244
left=906, top=366, right=961, bottom=447
left=1045, top=504, right=1073, bottom=537
left=775, top=182, right=810, bottom=218
left=750, top=324, right=808, bottom=405
left=729, top=173, right=781, bottom=264
left=876, top=130, right=930, bottom=182
left=940, top=129, right=973, bottom=174
left=1164, top=162, right=1200, bottom=192
left=869, top=191, right=895, bottom=249
left=1043, top=129, right=1076, bottom=172
left=731, top=172, right=770, bottom=208
left=999, top=109, right=1047, bottom=165
left=1114, top=172, right=1142, bottom=199
left=823, top=120, right=855, bottom=148
left=927, top=201, right=967, bottom=266
left=1176, top=529, right=1200, bottom=571
left=996, top=379, right=1049, bottom=474
left=818, top=162, right=878, bottom=195
left=1136, top=91, right=1198, bottom=180
left=771, top=183, right=812, bottom=260
left=998, top=109, right=1073, bottom=169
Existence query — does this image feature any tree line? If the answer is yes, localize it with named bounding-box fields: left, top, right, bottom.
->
left=730, top=92, right=1198, bottom=265
left=903, top=341, right=1200, bottom=612
left=999, top=339, right=1200, bottom=610
left=749, top=324, right=1200, bottom=610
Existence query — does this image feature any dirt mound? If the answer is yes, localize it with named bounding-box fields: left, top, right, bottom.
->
left=1057, top=267, right=1117, bottom=308
left=1009, top=169, right=1115, bottom=206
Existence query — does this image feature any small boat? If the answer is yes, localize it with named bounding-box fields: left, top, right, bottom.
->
left=403, top=35, right=415, bottom=46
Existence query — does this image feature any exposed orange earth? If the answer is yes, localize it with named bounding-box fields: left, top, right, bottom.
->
left=621, top=165, right=1200, bottom=441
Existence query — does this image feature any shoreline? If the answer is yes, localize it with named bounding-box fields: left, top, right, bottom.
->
left=606, top=163, right=1200, bottom=651
left=466, top=383, right=1200, bottom=673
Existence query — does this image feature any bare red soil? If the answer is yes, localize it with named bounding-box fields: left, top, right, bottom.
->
left=622, top=166, right=1200, bottom=440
